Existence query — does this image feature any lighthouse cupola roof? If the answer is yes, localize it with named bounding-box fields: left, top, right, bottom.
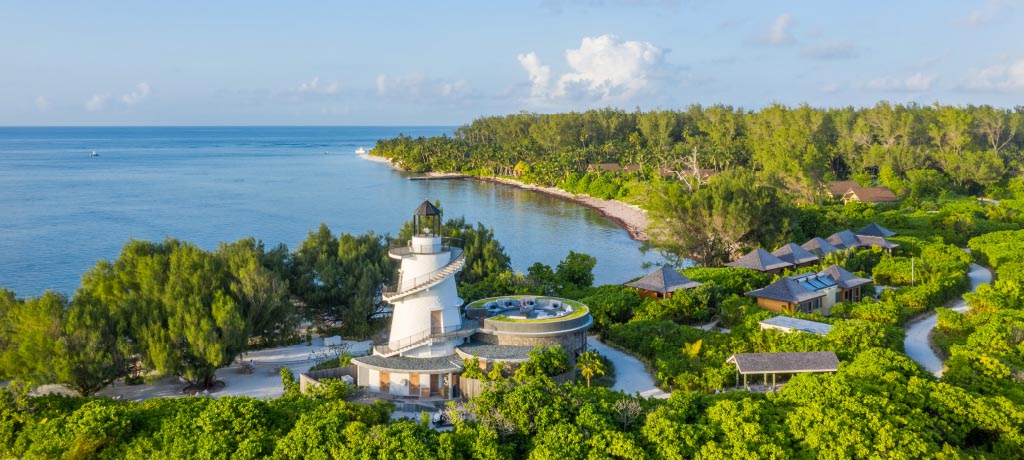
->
left=413, top=200, right=443, bottom=237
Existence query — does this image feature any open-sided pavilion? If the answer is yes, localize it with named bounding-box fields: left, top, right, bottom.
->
left=726, top=351, right=839, bottom=391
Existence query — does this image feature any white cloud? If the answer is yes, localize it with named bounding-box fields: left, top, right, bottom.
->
left=958, top=58, right=1024, bottom=91
left=85, top=94, right=109, bottom=112
left=375, top=72, right=468, bottom=102
left=959, top=0, right=1011, bottom=28
left=801, top=41, right=857, bottom=60
left=751, top=14, right=795, bottom=46
left=517, top=52, right=552, bottom=98
left=297, top=76, right=338, bottom=95
left=120, top=82, right=150, bottom=106
left=864, top=73, right=934, bottom=92
left=34, top=96, right=51, bottom=111
left=519, top=35, right=668, bottom=104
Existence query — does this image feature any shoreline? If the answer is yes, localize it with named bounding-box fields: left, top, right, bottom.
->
left=357, top=154, right=649, bottom=241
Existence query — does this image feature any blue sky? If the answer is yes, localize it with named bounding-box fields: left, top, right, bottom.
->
left=1, top=1, right=1021, bottom=125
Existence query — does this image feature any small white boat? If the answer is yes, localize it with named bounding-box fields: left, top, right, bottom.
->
left=90, top=150, right=98, bottom=157
left=355, top=147, right=367, bottom=154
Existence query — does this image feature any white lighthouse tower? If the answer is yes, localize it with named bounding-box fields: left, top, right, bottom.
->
left=376, top=200, right=466, bottom=358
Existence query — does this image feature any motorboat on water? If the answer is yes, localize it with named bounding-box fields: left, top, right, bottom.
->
left=354, top=147, right=367, bottom=154
left=90, top=150, right=99, bottom=157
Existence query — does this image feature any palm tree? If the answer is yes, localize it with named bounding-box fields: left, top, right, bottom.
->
left=576, top=350, right=606, bottom=387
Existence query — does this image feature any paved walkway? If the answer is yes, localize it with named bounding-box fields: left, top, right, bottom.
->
left=587, top=336, right=669, bottom=399
left=903, top=263, right=991, bottom=377
left=36, top=338, right=372, bottom=400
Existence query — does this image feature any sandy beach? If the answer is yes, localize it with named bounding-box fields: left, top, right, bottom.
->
left=358, top=155, right=650, bottom=241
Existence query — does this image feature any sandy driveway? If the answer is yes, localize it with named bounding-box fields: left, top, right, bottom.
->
left=587, top=336, right=669, bottom=399
left=903, top=263, right=991, bottom=377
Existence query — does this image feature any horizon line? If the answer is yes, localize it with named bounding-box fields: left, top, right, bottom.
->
left=0, top=124, right=460, bottom=128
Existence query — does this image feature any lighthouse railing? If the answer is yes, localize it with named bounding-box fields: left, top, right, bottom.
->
left=374, top=320, right=480, bottom=356
left=382, top=247, right=464, bottom=300
left=388, top=237, right=461, bottom=257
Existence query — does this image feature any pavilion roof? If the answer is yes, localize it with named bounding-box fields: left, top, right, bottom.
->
left=857, top=235, right=900, bottom=250
left=745, top=277, right=826, bottom=303
left=845, top=186, right=898, bottom=203
left=625, top=266, right=702, bottom=293
left=857, top=222, right=896, bottom=237
left=414, top=200, right=442, bottom=216
left=826, top=230, right=861, bottom=250
left=801, top=237, right=841, bottom=256
left=828, top=180, right=860, bottom=197
left=726, top=351, right=839, bottom=375
left=773, top=243, right=820, bottom=265
left=819, top=265, right=872, bottom=289
left=725, top=248, right=794, bottom=272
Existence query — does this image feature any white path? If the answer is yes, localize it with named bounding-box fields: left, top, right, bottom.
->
left=903, top=262, right=991, bottom=377
left=587, top=336, right=670, bottom=399
left=33, top=338, right=373, bottom=400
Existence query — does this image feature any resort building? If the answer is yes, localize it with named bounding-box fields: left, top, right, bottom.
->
left=841, top=186, right=898, bottom=204
left=772, top=243, right=819, bottom=268
left=624, top=265, right=702, bottom=299
left=819, top=265, right=872, bottom=303
left=725, top=248, right=794, bottom=275
left=351, top=201, right=591, bottom=402
left=827, top=180, right=899, bottom=204
left=759, top=316, right=833, bottom=336
left=745, top=265, right=872, bottom=316
left=857, top=222, right=896, bottom=238
left=826, top=229, right=899, bottom=254
left=800, top=237, right=840, bottom=257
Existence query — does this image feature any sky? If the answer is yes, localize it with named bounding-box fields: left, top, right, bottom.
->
left=1, top=0, right=1021, bottom=126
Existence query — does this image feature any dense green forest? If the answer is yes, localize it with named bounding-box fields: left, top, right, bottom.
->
left=374, top=103, right=1022, bottom=198
left=371, top=103, right=1024, bottom=266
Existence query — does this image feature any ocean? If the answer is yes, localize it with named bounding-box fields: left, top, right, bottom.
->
left=0, top=126, right=658, bottom=297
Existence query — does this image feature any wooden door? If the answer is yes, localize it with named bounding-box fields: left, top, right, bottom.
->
left=430, top=374, right=440, bottom=396
left=380, top=371, right=390, bottom=394
left=431, top=310, right=442, bottom=334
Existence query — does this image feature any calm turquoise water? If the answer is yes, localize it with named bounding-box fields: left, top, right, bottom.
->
left=0, top=127, right=656, bottom=296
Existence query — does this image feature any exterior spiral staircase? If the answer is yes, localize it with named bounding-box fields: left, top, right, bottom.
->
left=381, top=247, right=464, bottom=302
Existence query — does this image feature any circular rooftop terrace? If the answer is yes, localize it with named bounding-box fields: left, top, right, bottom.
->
left=466, top=295, right=592, bottom=335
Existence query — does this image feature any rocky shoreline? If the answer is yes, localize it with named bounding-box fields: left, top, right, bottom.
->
left=357, top=155, right=649, bottom=241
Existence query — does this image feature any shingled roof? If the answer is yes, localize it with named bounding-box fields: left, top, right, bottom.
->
left=819, top=265, right=872, bottom=289
left=856, top=235, right=900, bottom=250
left=826, top=230, right=861, bottom=250
left=772, top=243, right=820, bottom=266
left=414, top=200, right=442, bottom=216
left=625, top=266, right=702, bottom=293
left=844, top=186, right=898, bottom=203
left=828, top=180, right=860, bottom=197
left=801, top=237, right=840, bottom=256
left=856, top=222, right=896, bottom=238
left=745, top=277, right=825, bottom=303
left=725, top=248, right=794, bottom=272
left=726, top=351, right=839, bottom=374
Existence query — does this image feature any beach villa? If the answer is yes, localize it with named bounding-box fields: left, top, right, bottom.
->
left=745, top=265, right=872, bottom=316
